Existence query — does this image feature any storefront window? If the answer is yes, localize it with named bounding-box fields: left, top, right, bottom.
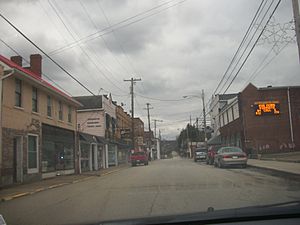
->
left=108, top=144, right=116, bottom=166
left=42, top=124, right=75, bottom=173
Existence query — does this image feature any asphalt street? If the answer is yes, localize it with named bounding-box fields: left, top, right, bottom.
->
left=0, top=158, right=300, bottom=225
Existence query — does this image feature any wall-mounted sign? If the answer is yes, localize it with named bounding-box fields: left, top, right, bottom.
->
left=254, top=101, right=280, bottom=116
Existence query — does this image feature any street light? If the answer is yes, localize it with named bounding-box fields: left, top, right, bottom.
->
left=182, top=90, right=207, bottom=143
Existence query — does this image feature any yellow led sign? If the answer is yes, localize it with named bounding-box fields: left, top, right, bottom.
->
left=254, top=101, right=280, bottom=116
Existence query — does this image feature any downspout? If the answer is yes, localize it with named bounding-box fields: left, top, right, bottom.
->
left=287, top=87, right=295, bottom=150
left=0, top=68, right=14, bottom=179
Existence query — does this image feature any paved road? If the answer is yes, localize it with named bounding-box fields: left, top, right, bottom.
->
left=0, top=158, right=300, bottom=225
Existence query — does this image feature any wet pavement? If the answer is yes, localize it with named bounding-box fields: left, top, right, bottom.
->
left=0, top=158, right=299, bottom=225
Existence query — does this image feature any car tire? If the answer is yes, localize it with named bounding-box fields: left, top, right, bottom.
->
left=206, top=160, right=209, bottom=165
left=131, top=163, right=136, bottom=167
left=218, top=160, right=223, bottom=168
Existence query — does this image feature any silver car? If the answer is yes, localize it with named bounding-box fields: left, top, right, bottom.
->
left=214, top=147, right=247, bottom=168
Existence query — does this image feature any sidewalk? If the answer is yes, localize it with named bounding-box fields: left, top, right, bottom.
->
left=0, top=164, right=129, bottom=202
left=247, top=159, right=300, bottom=176
left=259, top=151, right=300, bottom=163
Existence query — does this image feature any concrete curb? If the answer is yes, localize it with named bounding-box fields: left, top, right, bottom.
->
left=260, top=158, right=300, bottom=163
left=0, top=167, right=126, bottom=202
left=247, top=164, right=300, bottom=178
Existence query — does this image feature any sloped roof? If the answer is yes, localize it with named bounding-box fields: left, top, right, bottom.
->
left=79, top=132, right=97, bottom=143
left=207, top=134, right=221, bottom=145
left=219, top=93, right=238, bottom=101
left=73, top=95, right=102, bottom=110
left=0, top=55, right=81, bottom=106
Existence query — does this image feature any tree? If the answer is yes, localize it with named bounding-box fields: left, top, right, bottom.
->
left=177, top=124, right=207, bottom=149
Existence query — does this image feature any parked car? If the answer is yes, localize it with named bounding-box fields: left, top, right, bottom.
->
left=130, top=150, right=149, bottom=166
left=214, top=146, right=247, bottom=168
left=206, top=145, right=223, bottom=165
left=194, top=147, right=208, bottom=162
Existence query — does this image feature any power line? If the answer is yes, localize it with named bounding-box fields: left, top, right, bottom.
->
left=212, top=0, right=266, bottom=96
left=48, top=0, right=127, bottom=94
left=97, top=0, right=138, bottom=76
left=222, top=0, right=282, bottom=94
left=79, top=0, right=132, bottom=81
left=0, top=12, right=95, bottom=96
left=135, top=93, right=187, bottom=102
left=47, top=0, right=187, bottom=56
left=218, top=0, right=274, bottom=94
left=245, top=40, right=290, bottom=85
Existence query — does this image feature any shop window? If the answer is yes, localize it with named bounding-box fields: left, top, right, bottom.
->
left=15, top=78, right=22, bottom=107
left=28, top=135, right=38, bottom=173
left=42, top=124, right=75, bottom=173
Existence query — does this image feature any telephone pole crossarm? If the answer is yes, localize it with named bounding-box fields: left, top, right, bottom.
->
left=124, top=77, right=142, bottom=148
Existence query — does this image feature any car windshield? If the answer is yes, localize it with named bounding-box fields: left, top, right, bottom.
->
left=132, top=152, right=145, bottom=156
left=0, top=0, right=299, bottom=225
left=221, top=147, right=243, bottom=153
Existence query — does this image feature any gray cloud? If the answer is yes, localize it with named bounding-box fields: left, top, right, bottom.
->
left=0, top=0, right=299, bottom=140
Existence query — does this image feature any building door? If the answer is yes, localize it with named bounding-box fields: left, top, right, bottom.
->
left=13, top=137, right=23, bottom=183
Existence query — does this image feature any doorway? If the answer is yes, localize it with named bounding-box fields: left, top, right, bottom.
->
left=13, top=136, right=23, bottom=183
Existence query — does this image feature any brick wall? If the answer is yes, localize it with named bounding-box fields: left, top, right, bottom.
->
left=1, top=119, right=41, bottom=187
left=240, top=84, right=300, bottom=153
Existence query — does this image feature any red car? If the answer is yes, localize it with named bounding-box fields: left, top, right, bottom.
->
left=130, top=150, right=149, bottom=166
left=206, top=145, right=223, bottom=165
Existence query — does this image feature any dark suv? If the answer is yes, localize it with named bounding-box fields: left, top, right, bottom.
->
left=206, top=145, right=223, bottom=165
left=194, top=148, right=208, bottom=162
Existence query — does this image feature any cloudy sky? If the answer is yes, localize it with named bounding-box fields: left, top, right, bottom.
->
left=0, top=0, right=299, bottom=139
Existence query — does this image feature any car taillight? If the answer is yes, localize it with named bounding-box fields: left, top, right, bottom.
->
left=222, top=155, right=231, bottom=158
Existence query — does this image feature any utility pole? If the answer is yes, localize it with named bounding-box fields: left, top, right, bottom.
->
left=186, top=123, right=190, bottom=158
left=144, top=103, right=153, bottom=152
left=153, top=119, right=162, bottom=160
left=124, top=77, right=141, bottom=148
left=153, top=119, right=163, bottom=139
left=201, top=89, right=207, bottom=142
left=190, top=115, right=192, bottom=125
left=144, top=103, right=153, bottom=133
left=292, top=0, right=300, bottom=62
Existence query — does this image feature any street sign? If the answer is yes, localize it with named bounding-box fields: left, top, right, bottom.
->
left=254, top=101, right=280, bottom=116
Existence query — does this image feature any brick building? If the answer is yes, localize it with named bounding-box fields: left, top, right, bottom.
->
left=115, top=105, right=131, bottom=145
left=0, top=54, right=81, bottom=186
left=133, top=117, right=144, bottom=148
left=219, top=83, right=300, bottom=155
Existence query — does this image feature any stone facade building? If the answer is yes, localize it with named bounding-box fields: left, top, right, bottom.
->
left=0, top=54, right=81, bottom=186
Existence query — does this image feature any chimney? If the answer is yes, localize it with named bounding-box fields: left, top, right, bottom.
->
left=30, top=54, right=42, bottom=77
left=10, top=55, right=22, bottom=66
